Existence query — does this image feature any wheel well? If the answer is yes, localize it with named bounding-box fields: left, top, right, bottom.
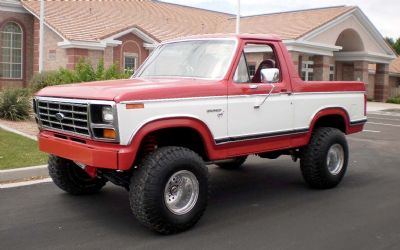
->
left=313, top=115, right=346, bottom=133
left=136, top=127, right=209, bottom=163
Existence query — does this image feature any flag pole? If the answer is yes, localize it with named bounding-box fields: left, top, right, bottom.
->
left=39, top=0, right=45, bottom=73
left=236, top=0, right=240, bottom=34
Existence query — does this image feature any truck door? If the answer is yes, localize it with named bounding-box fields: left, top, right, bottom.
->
left=226, top=42, right=294, bottom=147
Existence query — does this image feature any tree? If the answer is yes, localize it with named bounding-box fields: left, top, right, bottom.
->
left=385, top=37, right=400, bottom=55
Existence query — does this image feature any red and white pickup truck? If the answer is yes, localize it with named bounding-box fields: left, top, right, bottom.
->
left=34, top=34, right=367, bottom=234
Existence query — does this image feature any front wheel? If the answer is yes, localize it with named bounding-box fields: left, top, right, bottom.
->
left=48, top=155, right=107, bottom=195
left=129, top=146, right=208, bottom=234
left=300, top=127, right=349, bottom=189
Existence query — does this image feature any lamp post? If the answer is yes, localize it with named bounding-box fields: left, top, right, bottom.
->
left=236, top=0, right=240, bottom=34
left=39, top=0, right=45, bottom=73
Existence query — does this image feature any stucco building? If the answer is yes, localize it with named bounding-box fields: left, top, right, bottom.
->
left=1, top=0, right=399, bottom=101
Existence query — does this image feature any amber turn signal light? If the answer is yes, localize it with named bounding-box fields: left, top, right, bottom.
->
left=126, top=103, right=144, bottom=109
left=103, top=129, right=117, bottom=139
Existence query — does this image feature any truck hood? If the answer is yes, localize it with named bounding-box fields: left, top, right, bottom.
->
left=35, top=78, right=226, bottom=102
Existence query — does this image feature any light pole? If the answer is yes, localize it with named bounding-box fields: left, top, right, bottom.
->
left=39, top=0, right=45, bottom=73
left=236, top=0, right=240, bottom=34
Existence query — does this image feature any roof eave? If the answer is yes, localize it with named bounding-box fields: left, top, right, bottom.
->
left=299, top=7, right=396, bottom=57
left=58, top=40, right=107, bottom=50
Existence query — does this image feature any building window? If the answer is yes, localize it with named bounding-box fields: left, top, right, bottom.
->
left=0, top=22, right=23, bottom=79
left=329, top=65, right=335, bottom=81
left=123, top=53, right=138, bottom=73
left=248, top=64, right=256, bottom=78
left=301, top=60, right=314, bottom=81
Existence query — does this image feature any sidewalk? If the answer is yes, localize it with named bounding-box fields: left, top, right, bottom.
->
left=0, top=118, right=38, bottom=139
left=367, top=101, right=400, bottom=112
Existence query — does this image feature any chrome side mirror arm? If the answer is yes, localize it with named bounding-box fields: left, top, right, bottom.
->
left=254, top=83, right=275, bottom=109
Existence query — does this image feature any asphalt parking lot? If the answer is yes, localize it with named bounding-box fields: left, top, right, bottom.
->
left=1, top=112, right=400, bottom=250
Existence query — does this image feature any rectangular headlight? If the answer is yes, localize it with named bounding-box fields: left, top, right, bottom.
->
left=102, top=106, right=114, bottom=123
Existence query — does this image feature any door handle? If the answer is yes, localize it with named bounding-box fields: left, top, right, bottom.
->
left=280, top=88, right=292, bottom=95
left=249, top=84, right=258, bottom=90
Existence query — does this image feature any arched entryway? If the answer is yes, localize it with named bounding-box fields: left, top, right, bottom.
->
left=334, top=29, right=367, bottom=82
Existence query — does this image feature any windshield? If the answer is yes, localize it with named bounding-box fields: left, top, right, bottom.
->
left=136, top=40, right=236, bottom=79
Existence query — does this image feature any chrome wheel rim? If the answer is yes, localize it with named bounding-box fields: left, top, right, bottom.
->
left=326, top=144, right=345, bottom=175
left=164, top=170, right=199, bottom=215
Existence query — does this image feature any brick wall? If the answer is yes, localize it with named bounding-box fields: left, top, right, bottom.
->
left=113, top=33, right=149, bottom=70
left=43, top=26, right=68, bottom=71
left=374, top=64, right=390, bottom=102
left=368, top=74, right=375, bottom=99
left=389, top=75, right=400, bottom=98
left=104, top=47, right=114, bottom=68
left=66, top=48, right=89, bottom=70
left=0, top=10, right=34, bottom=88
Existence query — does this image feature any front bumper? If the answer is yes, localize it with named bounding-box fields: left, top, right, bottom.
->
left=38, top=131, right=135, bottom=170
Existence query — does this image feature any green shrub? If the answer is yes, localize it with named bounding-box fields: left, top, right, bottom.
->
left=30, top=58, right=131, bottom=92
left=95, top=58, right=105, bottom=80
left=30, top=70, right=63, bottom=93
left=75, top=58, right=96, bottom=82
left=0, top=88, right=32, bottom=121
left=386, top=96, right=400, bottom=104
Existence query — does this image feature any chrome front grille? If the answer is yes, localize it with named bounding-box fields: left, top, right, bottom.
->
left=37, top=99, right=90, bottom=137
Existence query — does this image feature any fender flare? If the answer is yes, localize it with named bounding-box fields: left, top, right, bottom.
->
left=308, top=107, right=351, bottom=134
left=119, top=117, right=217, bottom=170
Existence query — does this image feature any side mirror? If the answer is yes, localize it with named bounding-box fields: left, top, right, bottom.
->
left=260, top=68, right=279, bottom=83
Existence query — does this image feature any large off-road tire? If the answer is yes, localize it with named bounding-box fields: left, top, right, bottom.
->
left=48, top=155, right=107, bottom=195
left=300, top=127, right=349, bottom=189
left=216, top=156, right=248, bottom=170
left=129, top=146, right=208, bottom=234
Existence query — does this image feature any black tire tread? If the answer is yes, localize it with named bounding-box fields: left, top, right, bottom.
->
left=48, top=155, right=107, bottom=195
left=129, top=146, right=208, bottom=234
left=300, top=127, right=348, bottom=189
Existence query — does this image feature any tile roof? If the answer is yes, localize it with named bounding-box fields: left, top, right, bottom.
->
left=21, top=0, right=356, bottom=42
left=390, top=57, right=400, bottom=75
left=22, top=0, right=232, bottom=42
left=221, top=6, right=356, bottom=40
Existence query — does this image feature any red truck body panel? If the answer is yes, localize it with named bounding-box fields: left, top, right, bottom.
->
left=36, top=34, right=366, bottom=171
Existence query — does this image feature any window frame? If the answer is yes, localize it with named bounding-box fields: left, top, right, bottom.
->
left=233, top=52, right=251, bottom=83
left=248, top=63, right=256, bottom=78
left=329, top=64, right=335, bottom=81
left=301, top=60, right=314, bottom=81
left=0, top=22, right=23, bottom=80
left=123, top=52, right=138, bottom=72
left=232, top=42, right=282, bottom=84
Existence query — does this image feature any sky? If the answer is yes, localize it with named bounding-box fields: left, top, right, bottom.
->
left=160, top=0, right=399, bottom=39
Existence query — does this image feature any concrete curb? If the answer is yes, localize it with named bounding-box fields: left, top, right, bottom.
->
left=0, top=123, right=37, bottom=141
left=0, top=165, right=48, bottom=183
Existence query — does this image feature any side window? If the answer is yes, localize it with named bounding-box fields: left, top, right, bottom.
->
left=243, top=43, right=280, bottom=83
left=248, top=64, right=256, bottom=78
left=233, top=53, right=250, bottom=83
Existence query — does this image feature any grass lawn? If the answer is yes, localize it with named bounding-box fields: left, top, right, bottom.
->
left=0, top=128, right=47, bottom=170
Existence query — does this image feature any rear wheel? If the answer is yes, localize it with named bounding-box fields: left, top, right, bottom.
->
left=216, top=156, right=247, bottom=170
left=48, top=155, right=107, bottom=195
left=129, top=146, right=208, bottom=234
left=300, top=127, right=349, bottom=189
